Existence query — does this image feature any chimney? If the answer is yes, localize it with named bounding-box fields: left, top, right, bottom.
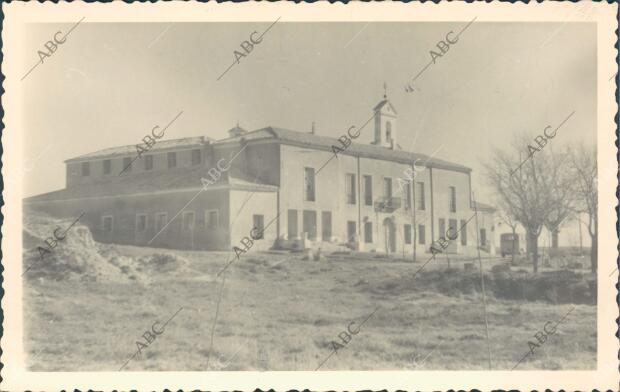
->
left=310, top=122, right=316, bottom=134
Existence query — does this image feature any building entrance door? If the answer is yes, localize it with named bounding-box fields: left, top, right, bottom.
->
left=383, top=218, right=396, bottom=254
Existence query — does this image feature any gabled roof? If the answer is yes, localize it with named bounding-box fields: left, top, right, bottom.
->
left=216, top=126, right=471, bottom=173
left=373, top=99, right=398, bottom=115
left=62, top=122, right=470, bottom=173
left=65, top=136, right=210, bottom=163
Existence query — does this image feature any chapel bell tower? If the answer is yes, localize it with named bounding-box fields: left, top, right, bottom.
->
left=372, top=83, right=398, bottom=149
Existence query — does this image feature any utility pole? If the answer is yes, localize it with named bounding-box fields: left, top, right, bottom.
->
left=578, top=215, right=583, bottom=256
left=473, top=192, right=492, bottom=370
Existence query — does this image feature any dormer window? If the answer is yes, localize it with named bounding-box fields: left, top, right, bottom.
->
left=386, top=121, right=392, bottom=142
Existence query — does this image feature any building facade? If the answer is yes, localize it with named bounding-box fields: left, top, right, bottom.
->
left=25, top=96, right=495, bottom=257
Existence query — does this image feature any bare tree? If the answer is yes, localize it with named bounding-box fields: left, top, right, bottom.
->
left=568, top=144, right=597, bottom=273
left=496, top=206, right=519, bottom=264
left=485, top=134, right=572, bottom=273
left=543, top=149, right=577, bottom=252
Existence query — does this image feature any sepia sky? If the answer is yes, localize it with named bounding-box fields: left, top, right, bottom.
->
left=22, top=21, right=597, bottom=201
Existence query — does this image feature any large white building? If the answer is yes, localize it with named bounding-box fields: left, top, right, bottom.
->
left=25, top=94, right=496, bottom=258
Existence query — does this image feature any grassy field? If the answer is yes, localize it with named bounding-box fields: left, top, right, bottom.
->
left=25, top=247, right=596, bottom=371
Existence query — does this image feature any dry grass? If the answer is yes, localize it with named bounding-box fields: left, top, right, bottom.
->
left=24, top=248, right=596, bottom=371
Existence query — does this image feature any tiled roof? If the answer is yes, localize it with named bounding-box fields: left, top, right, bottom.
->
left=28, top=122, right=472, bottom=202
left=65, top=122, right=470, bottom=173
left=65, top=136, right=209, bottom=162
left=24, top=167, right=276, bottom=203
left=216, top=126, right=471, bottom=173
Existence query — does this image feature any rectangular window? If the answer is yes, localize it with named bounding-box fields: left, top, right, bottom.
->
left=145, top=155, right=154, bottom=171
left=480, top=228, right=487, bottom=246
left=253, top=215, right=265, bottom=239
left=404, top=224, right=412, bottom=244
left=205, top=210, right=219, bottom=230
left=460, top=219, right=468, bottom=245
left=103, top=159, right=111, bottom=175
left=438, top=218, right=446, bottom=239
left=449, top=186, right=457, bottom=213
left=416, top=182, right=425, bottom=210
left=287, top=209, right=298, bottom=239
left=304, top=167, right=316, bottom=201
left=405, top=183, right=412, bottom=210
left=182, top=211, right=195, bottom=230
left=155, top=212, right=167, bottom=232
left=418, top=224, right=426, bottom=245
left=81, top=162, right=90, bottom=176
left=449, top=219, right=458, bottom=244
left=321, top=211, right=332, bottom=241
left=123, top=157, right=132, bottom=173
left=303, top=210, right=317, bottom=240
left=364, top=222, right=373, bottom=243
left=191, top=149, right=202, bottom=165
left=136, top=214, right=147, bottom=232
left=347, top=221, right=357, bottom=243
left=383, top=177, right=392, bottom=198
left=346, top=173, right=356, bottom=204
left=363, top=175, right=373, bottom=206
left=102, top=216, right=113, bottom=233
left=168, top=152, right=177, bottom=169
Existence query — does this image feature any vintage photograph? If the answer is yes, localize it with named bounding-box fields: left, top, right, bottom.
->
left=2, top=1, right=619, bottom=391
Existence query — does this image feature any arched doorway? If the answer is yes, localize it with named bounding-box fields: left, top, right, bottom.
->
left=383, top=218, right=396, bottom=254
